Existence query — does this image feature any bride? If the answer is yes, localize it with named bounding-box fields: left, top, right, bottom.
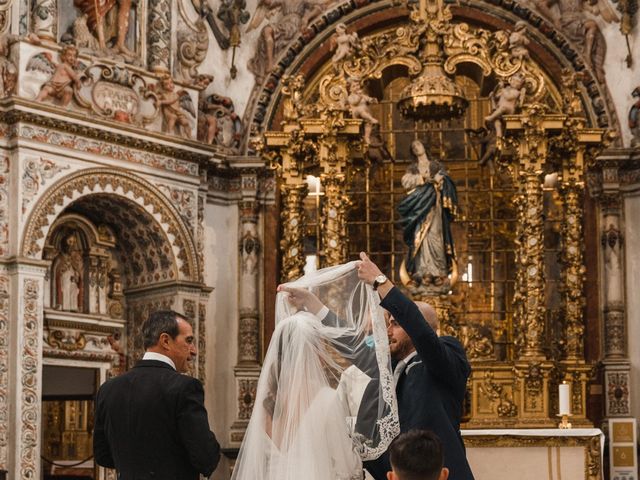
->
left=231, top=262, right=399, bottom=480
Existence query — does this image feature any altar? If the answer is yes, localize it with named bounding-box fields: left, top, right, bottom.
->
left=462, top=429, right=603, bottom=480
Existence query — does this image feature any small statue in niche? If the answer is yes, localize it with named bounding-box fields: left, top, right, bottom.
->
left=331, top=23, right=358, bottom=64
left=629, top=86, right=640, bottom=147
left=54, top=234, right=84, bottom=312
left=28, top=45, right=83, bottom=107
left=346, top=79, right=379, bottom=144
left=0, top=35, right=18, bottom=97
left=508, top=21, right=530, bottom=60
left=153, top=76, right=196, bottom=139
left=484, top=72, right=526, bottom=138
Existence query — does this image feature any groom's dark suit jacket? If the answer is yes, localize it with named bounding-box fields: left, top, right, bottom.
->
left=364, top=287, right=475, bottom=480
left=93, top=359, right=220, bottom=480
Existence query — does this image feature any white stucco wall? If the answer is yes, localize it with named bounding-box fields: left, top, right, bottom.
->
left=202, top=201, right=239, bottom=479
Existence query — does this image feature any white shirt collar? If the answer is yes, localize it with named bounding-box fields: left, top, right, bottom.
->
left=143, top=352, right=176, bottom=370
left=401, top=351, right=418, bottom=365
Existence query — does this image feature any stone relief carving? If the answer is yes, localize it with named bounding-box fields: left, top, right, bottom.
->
left=0, top=275, right=8, bottom=468
left=175, top=19, right=209, bottom=85
left=606, top=371, right=630, bottom=415
left=198, top=301, right=206, bottom=381
left=0, top=0, right=11, bottom=34
left=629, top=86, right=640, bottom=147
left=21, top=278, right=40, bottom=479
left=527, top=0, right=618, bottom=81
left=148, top=0, right=171, bottom=72
left=157, top=184, right=197, bottom=231
left=0, top=156, right=8, bottom=257
left=28, top=45, right=85, bottom=107
left=215, top=0, right=250, bottom=78
left=32, top=0, right=57, bottom=40
left=246, top=0, right=334, bottom=83
left=149, top=76, right=196, bottom=138
left=0, top=35, right=17, bottom=97
left=198, top=87, right=243, bottom=150
left=22, top=157, right=70, bottom=214
left=508, top=21, right=530, bottom=60
left=75, top=63, right=159, bottom=125
left=71, top=0, right=136, bottom=59
left=20, top=126, right=198, bottom=175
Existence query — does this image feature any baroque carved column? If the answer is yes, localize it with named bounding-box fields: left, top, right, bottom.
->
left=592, top=157, right=631, bottom=419
left=2, top=259, right=47, bottom=479
left=230, top=171, right=263, bottom=445
left=279, top=183, right=307, bottom=281
left=147, top=0, right=171, bottom=72
left=321, top=175, right=349, bottom=266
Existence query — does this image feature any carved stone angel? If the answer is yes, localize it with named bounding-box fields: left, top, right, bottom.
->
left=27, top=45, right=85, bottom=107
left=508, top=21, right=530, bottom=60
left=246, top=0, right=332, bottom=82
left=530, top=0, right=618, bottom=81
left=153, top=76, right=196, bottom=139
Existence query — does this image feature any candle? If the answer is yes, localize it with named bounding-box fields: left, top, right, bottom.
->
left=559, top=383, right=571, bottom=415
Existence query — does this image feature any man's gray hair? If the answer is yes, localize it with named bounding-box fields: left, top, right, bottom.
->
left=142, top=310, right=183, bottom=349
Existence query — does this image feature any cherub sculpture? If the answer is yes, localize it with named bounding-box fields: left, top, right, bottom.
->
left=509, top=21, right=530, bottom=60
left=346, top=79, right=378, bottom=144
left=630, top=86, right=640, bottom=147
left=28, top=45, right=84, bottom=107
left=154, top=76, right=196, bottom=139
left=331, top=23, right=358, bottom=64
left=484, top=73, right=526, bottom=138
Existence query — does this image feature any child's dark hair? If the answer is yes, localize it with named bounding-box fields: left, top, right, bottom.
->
left=389, top=429, right=444, bottom=480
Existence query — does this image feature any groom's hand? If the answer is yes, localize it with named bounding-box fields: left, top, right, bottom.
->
left=277, top=285, right=324, bottom=316
left=357, top=252, right=394, bottom=298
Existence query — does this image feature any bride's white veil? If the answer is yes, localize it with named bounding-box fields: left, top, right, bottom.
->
left=231, top=261, right=399, bottom=480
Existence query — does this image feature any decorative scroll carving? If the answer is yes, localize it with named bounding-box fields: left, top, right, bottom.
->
left=46, top=329, right=87, bottom=351
left=75, top=63, right=159, bottom=125
left=21, top=278, right=40, bottom=479
left=22, top=158, right=70, bottom=214
left=148, top=0, right=171, bottom=72
left=279, top=183, right=306, bottom=282
left=0, top=156, right=8, bottom=256
left=0, top=275, right=8, bottom=468
left=605, top=371, right=630, bottom=415
left=176, top=19, right=209, bottom=85
left=237, top=378, right=257, bottom=420
left=32, top=0, right=57, bottom=40
left=238, top=308, right=259, bottom=363
left=479, top=371, right=517, bottom=417
left=198, top=301, right=206, bottom=382
left=157, top=184, right=197, bottom=231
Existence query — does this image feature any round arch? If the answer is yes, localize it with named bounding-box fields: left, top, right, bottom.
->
left=21, top=168, right=200, bottom=283
left=244, top=0, right=620, bottom=144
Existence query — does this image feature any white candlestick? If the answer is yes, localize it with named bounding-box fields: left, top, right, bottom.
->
left=559, top=383, right=571, bottom=415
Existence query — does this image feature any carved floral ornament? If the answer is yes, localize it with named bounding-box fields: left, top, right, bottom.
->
left=21, top=168, right=200, bottom=282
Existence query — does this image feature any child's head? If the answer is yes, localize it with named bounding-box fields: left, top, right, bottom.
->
left=387, top=430, right=449, bottom=480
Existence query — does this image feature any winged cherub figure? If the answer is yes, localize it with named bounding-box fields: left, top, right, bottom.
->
left=28, top=45, right=84, bottom=107
left=155, top=76, right=196, bottom=139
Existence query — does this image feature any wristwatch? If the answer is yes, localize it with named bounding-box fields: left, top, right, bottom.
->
left=372, top=274, right=388, bottom=291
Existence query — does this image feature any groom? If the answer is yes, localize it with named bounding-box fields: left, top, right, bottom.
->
left=356, top=252, right=474, bottom=480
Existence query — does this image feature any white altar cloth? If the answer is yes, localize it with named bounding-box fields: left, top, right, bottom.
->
left=461, top=428, right=604, bottom=480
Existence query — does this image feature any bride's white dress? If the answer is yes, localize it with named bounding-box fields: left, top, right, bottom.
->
left=264, top=387, right=362, bottom=480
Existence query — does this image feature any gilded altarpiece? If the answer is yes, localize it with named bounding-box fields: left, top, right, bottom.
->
left=262, top=0, right=606, bottom=429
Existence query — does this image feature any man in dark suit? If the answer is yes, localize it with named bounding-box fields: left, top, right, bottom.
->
left=357, top=252, right=474, bottom=480
left=93, top=310, right=220, bottom=480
